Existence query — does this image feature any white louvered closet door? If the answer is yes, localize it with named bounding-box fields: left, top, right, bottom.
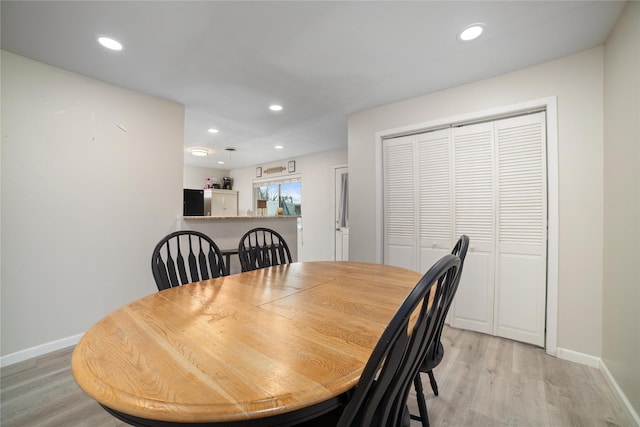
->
left=382, top=112, right=547, bottom=346
left=417, top=129, right=452, bottom=272
left=495, top=112, right=547, bottom=346
left=383, top=135, right=417, bottom=271
left=449, top=122, right=497, bottom=336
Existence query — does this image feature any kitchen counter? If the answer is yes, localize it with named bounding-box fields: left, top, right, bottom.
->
left=183, top=215, right=300, bottom=220
left=176, top=215, right=299, bottom=274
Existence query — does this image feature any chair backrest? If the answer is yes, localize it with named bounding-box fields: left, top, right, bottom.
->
left=336, top=254, right=461, bottom=427
left=446, top=234, right=469, bottom=309
left=422, top=235, right=470, bottom=363
left=237, top=227, right=293, bottom=272
left=151, top=230, right=227, bottom=291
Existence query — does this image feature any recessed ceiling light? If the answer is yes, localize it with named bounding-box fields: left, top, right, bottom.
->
left=458, top=24, right=484, bottom=42
left=190, top=148, right=209, bottom=157
left=218, top=161, right=225, bottom=165
left=97, top=36, right=123, bottom=51
left=275, top=145, right=284, bottom=150
left=208, top=128, right=219, bottom=134
left=269, top=104, right=283, bottom=112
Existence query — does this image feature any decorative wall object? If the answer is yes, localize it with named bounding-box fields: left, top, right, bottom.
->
left=265, top=166, right=286, bottom=174
left=256, top=167, right=262, bottom=177
left=288, top=161, right=296, bottom=173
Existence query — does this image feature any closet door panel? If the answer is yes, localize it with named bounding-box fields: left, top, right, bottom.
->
left=383, top=136, right=417, bottom=271
left=386, top=245, right=417, bottom=271
left=495, top=112, right=547, bottom=346
left=416, top=129, right=452, bottom=272
left=450, top=122, right=495, bottom=335
left=451, top=250, right=495, bottom=331
left=496, top=253, right=545, bottom=345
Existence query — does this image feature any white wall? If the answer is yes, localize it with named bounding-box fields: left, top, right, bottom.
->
left=231, top=148, right=347, bottom=261
left=183, top=165, right=230, bottom=190
left=603, top=1, right=640, bottom=418
left=348, top=48, right=605, bottom=358
left=1, top=51, right=185, bottom=359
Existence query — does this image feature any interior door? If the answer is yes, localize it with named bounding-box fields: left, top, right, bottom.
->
left=449, top=122, right=496, bottom=336
left=383, top=136, right=417, bottom=270
left=334, top=166, right=349, bottom=261
left=494, top=112, right=547, bottom=347
left=417, top=129, right=452, bottom=272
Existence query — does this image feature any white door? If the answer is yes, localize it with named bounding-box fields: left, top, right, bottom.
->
left=382, top=112, right=548, bottom=347
left=417, top=129, right=452, bottom=272
left=449, top=122, right=496, bottom=336
left=449, top=113, right=547, bottom=347
left=493, top=113, right=547, bottom=346
left=383, top=137, right=417, bottom=270
left=334, top=166, right=349, bottom=261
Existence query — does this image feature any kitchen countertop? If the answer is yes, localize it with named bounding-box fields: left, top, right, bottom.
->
left=182, top=215, right=300, bottom=220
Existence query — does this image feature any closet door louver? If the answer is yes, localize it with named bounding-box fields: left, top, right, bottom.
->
left=417, top=129, right=452, bottom=271
left=449, top=122, right=496, bottom=335
left=495, top=112, right=547, bottom=346
left=383, top=135, right=417, bottom=270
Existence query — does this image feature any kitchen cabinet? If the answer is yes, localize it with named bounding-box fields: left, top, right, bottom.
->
left=205, top=189, right=238, bottom=217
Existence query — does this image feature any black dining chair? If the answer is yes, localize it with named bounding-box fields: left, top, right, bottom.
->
left=317, top=254, right=461, bottom=427
left=237, top=227, right=293, bottom=272
left=151, top=230, right=227, bottom=291
left=411, top=234, right=470, bottom=427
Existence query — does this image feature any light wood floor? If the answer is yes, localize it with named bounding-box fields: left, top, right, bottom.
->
left=1, top=326, right=630, bottom=426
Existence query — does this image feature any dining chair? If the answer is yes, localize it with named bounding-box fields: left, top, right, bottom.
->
left=151, top=230, right=227, bottom=291
left=237, top=227, right=293, bottom=272
left=328, top=254, right=461, bottom=427
left=411, top=234, right=470, bottom=427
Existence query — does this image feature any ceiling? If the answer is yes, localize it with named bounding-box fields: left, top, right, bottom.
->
left=1, top=1, right=625, bottom=170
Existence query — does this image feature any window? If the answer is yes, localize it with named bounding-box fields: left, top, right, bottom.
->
left=254, top=178, right=301, bottom=216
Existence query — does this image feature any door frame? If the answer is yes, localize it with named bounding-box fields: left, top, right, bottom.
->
left=374, top=96, right=559, bottom=356
left=333, top=164, right=349, bottom=261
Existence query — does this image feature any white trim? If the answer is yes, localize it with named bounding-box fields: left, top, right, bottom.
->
left=556, top=347, right=600, bottom=368
left=375, top=133, right=384, bottom=263
left=333, top=164, right=349, bottom=261
left=544, top=98, right=559, bottom=356
left=375, top=96, right=559, bottom=354
left=556, top=347, right=640, bottom=427
left=601, top=360, right=640, bottom=427
left=252, top=174, right=302, bottom=186
left=0, top=333, right=84, bottom=367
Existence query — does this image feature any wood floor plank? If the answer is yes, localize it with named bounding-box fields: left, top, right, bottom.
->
left=469, top=335, right=514, bottom=423
left=1, top=326, right=630, bottom=426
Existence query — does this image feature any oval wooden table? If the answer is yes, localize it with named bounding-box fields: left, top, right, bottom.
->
left=71, top=261, right=422, bottom=426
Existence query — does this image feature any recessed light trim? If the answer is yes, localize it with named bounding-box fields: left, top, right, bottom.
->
left=458, top=24, right=484, bottom=42
left=190, top=148, right=209, bottom=157
left=275, top=145, right=284, bottom=150
left=269, top=104, right=283, bottom=112
left=208, top=128, right=219, bottom=134
left=97, top=36, right=123, bottom=51
left=218, top=161, right=225, bottom=165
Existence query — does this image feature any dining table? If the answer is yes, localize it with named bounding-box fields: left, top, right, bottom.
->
left=71, top=261, right=422, bottom=426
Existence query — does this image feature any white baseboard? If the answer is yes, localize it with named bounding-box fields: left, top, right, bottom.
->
left=600, top=359, right=640, bottom=427
left=556, top=346, right=601, bottom=368
left=556, top=347, right=639, bottom=427
left=0, top=334, right=83, bottom=368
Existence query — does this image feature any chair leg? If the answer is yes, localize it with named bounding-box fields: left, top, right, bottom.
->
left=412, top=374, right=430, bottom=427
left=427, top=370, right=439, bottom=396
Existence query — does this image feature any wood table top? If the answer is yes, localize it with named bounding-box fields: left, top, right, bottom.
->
left=71, top=261, right=422, bottom=425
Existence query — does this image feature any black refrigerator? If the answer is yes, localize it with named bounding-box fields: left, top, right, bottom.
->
left=183, top=189, right=204, bottom=216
